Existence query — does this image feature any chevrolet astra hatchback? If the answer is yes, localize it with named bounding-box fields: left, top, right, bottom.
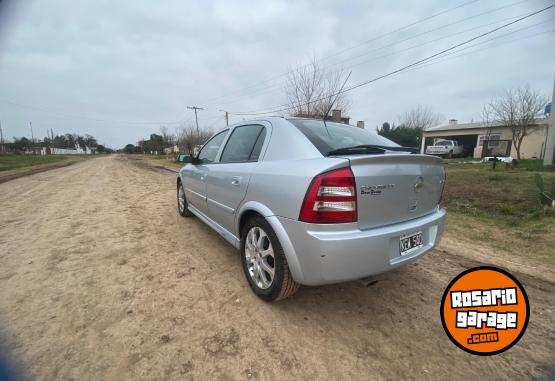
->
left=177, top=117, right=446, bottom=301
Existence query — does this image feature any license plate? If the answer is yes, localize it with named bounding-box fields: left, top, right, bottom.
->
left=399, top=231, right=423, bottom=256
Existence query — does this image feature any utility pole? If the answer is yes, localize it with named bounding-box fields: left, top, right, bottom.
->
left=0, top=119, right=4, bottom=153
left=219, top=110, right=229, bottom=126
left=543, top=74, right=555, bottom=166
left=187, top=106, right=204, bottom=134
left=29, top=121, right=34, bottom=143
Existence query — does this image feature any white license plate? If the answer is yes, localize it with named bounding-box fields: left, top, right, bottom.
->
left=399, top=231, right=423, bottom=256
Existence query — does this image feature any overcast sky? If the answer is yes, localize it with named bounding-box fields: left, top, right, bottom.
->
left=0, top=0, right=553, bottom=148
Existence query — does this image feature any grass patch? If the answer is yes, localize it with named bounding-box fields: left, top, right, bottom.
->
left=445, top=213, right=555, bottom=268
left=0, top=154, right=77, bottom=172
left=516, top=159, right=550, bottom=172
left=443, top=162, right=555, bottom=227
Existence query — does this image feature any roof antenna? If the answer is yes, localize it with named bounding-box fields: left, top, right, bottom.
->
left=322, top=70, right=352, bottom=128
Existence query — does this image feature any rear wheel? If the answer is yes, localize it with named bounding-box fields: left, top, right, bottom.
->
left=177, top=181, right=194, bottom=217
left=240, top=216, right=300, bottom=301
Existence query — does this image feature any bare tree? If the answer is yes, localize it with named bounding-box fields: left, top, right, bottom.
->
left=488, top=85, right=547, bottom=159
left=285, top=56, right=351, bottom=118
left=159, top=126, right=175, bottom=148
left=481, top=103, right=494, bottom=139
left=399, top=105, right=443, bottom=130
left=175, top=123, right=213, bottom=156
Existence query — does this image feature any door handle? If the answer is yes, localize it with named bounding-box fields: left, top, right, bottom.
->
left=231, top=176, right=242, bottom=186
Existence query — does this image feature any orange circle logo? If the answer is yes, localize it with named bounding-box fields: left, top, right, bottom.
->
left=440, top=266, right=529, bottom=356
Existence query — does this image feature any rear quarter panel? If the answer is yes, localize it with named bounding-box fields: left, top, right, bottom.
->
left=245, top=157, right=349, bottom=220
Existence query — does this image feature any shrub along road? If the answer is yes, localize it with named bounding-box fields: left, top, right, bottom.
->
left=0, top=155, right=553, bottom=380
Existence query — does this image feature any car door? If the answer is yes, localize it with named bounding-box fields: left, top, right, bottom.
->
left=182, top=129, right=228, bottom=215
left=205, top=123, right=269, bottom=235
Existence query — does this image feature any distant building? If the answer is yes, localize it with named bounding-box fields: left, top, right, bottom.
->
left=420, top=118, right=550, bottom=159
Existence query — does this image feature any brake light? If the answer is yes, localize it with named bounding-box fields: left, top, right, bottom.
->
left=299, top=167, right=357, bottom=223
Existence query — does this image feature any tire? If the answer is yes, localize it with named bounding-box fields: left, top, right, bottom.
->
left=177, top=181, right=194, bottom=217
left=240, top=216, right=300, bottom=301
left=447, top=151, right=453, bottom=159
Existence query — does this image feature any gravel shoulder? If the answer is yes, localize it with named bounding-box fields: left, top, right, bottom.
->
left=0, top=155, right=553, bottom=380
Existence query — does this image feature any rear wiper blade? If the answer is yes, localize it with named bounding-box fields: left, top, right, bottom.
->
left=326, top=145, right=417, bottom=156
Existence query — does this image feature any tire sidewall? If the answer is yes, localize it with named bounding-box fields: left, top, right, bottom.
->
left=177, top=181, right=189, bottom=217
left=240, top=216, right=286, bottom=301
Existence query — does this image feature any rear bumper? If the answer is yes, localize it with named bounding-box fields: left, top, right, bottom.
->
left=276, top=208, right=446, bottom=286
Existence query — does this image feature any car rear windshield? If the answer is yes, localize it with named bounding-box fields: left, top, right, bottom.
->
left=289, top=119, right=399, bottom=155
left=435, top=141, right=452, bottom=146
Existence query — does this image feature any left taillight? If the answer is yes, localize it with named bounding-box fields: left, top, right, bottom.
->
left=299, top=167, right=357, bottom=223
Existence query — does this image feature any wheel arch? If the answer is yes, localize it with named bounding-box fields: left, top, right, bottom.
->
left=236, top=201, right=305, bottom=284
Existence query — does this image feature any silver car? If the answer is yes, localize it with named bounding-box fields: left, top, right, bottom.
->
left=177, top=117, right=446, bottom=301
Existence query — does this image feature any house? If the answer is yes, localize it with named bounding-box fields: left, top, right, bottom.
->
left=420, top=118, right=550, bottom=159
left=163, top=145, right=179, bottom=155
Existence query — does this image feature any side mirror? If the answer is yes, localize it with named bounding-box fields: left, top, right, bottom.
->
left=191, top=156, right=200, bottom=165
left=182, top=155, right=192, bottom=164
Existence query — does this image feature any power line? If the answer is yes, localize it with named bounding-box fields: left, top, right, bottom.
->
left=203, top=0, right=532, bottom=109
left=213, top=7, right=538, bottom=109
left=0, top=98, right=188, bottom=125
left=199, top=0, right=486, bottom=105
left=227, top=4, right=555, bottom=117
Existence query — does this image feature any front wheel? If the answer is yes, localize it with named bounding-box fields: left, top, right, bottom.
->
left=240, top=216, right=300, bottom=301
left=177, top=181, right=194, bottom=217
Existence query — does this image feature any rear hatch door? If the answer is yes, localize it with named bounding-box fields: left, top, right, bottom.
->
left=344, top=154, right=444, bottom=229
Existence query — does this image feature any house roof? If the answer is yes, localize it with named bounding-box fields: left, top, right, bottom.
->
left=424, top=117, right=549, bottom=132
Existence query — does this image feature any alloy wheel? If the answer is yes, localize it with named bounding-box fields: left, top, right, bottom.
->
left=245, top=226, right=275, bottom=289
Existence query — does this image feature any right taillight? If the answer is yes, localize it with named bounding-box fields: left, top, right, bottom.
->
left=299, top=167, right=357, bottom=223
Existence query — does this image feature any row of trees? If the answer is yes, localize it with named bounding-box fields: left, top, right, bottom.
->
left=123, top=124, right=213, bottom=155
left=4, top=133, right=111, bottom=153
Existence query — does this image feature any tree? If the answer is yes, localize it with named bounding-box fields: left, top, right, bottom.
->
left=399, top=105, right=443, bottom=130
left=285, top=55, right=351, bottom=118
left=176, top=123, right=213, bottom=156
left=123, top=144, right=137, bottom=154
left=159, top=126, right=175, bottom=148
left=378, top=107, right=442, bottom=147
left=377, top=124, right=421, bottom=147
left=487, top=85, right=547, bottom=159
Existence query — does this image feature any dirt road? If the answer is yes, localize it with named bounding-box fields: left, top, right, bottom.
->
left=0, top=155, right=554, bottom=380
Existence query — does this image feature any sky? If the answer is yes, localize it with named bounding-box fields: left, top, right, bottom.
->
left=0, top=0, right=553, bottom=148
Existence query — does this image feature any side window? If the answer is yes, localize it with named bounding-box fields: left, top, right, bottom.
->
left=197, top=130, right=228, bottom=164
left=220, top=125, right=266, bottom=163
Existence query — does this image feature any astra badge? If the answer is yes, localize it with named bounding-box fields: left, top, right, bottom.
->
left=361, top=184, right=395, bottom=196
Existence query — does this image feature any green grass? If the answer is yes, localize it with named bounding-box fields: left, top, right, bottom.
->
left=443, top=163, right=555, bottom=268
left=443, top=162, right=555, bottom=227
left=0, top=155, right=76, bottom=172
left=514, top=159, right=550, bottom=172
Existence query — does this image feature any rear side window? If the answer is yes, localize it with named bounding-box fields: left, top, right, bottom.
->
left=220, top=125, right=266, bottom=163
left=289, top=119, right=399, bottom=155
